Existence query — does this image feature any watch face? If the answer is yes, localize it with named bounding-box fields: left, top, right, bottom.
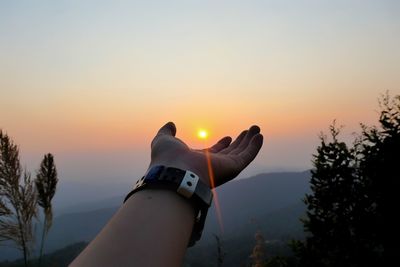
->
left=146, top=165, right=164, bottom=181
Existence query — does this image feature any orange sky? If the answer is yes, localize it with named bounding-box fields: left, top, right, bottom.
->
left=1, top=0, right=399, bottom=183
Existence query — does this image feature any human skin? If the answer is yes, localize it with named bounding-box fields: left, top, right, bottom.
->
left=70, top=122, right=263, bottom=267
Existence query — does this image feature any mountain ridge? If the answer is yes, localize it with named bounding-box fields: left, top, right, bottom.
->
left=0, top=171, right=311, bottom=261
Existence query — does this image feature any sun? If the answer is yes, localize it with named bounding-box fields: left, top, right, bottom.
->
left=197, top=129, right=208, bottom=139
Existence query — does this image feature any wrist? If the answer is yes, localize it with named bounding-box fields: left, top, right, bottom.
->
left=126, top=164, right=213, bottom=246
left=147, top=161, right=210, bottom=188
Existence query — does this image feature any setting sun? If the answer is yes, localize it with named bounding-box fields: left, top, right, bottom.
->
left=197, top=129, right=208, bottom=139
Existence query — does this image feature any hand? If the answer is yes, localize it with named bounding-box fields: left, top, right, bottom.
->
left=149, top=122, right=263, bottom=188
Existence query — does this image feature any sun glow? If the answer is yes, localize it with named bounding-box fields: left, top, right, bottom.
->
left=197, top=129, right=208, bottom=139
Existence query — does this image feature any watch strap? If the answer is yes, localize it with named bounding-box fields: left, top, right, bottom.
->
left=123, top=165, right=213, bottom=246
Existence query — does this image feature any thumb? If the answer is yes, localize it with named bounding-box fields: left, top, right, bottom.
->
left=151, top=122, right=177, bottom=148
left=156, top=121, right=177, bottom=137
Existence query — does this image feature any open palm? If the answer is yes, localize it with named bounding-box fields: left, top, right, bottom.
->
left=149, top=122, right=263, bottom=188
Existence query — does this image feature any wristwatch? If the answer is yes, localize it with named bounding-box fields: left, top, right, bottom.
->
left=123, top=165, right=213, bottom=247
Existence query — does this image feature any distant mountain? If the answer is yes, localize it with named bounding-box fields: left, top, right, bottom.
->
left=46, top=207, right=118, bottom=248
left=57, top=195, right=123, bottom=214
left=201, top=171, right=311, bottom=238
left=0, top=171, right=311, bottom=261
left=53, top=180, right=130, bottom=214
left=1, top=200, right=307, bottom=267
left=185, top=201, right=307, bottom=267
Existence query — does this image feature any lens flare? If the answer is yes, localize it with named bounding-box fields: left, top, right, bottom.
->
left=197, top=128, right=224, bottom=232
left=204, top=149, right=224, bottom=233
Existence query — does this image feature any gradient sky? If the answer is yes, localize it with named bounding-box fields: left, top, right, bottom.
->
left=1, top=0, right=399, bottom=185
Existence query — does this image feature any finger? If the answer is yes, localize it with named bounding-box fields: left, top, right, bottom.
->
left=234, top=133, right=263, bottom=169
left=208, top=136, right=232, bottom=153
left=151, top=122, right=176, bottom=148
left=230, top=125, right=260, bottom=154
left=157, top=121, right=176, bottom=137
left=219, top=130, right=248, bottom=154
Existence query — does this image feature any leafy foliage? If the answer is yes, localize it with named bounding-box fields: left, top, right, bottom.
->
left=36, top=154, right=58, bottom=232
left=294, top=93, right=399, bottom=266
left=0, top=132, right=59, bottom=267
left=35, top=153, right=58, bottom=266
left=214, top=234, right=226, bottom=267
left=0, top=131, right=37, bottom=266
left=250, top=231, right=267, bottom=267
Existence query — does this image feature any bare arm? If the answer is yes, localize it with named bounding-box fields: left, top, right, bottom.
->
left=71, top=122, right=263, bottom=267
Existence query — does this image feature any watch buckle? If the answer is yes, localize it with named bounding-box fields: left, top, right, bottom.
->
left=177, top=170, right=199, bottom=198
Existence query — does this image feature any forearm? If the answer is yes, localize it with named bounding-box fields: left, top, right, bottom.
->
left=70, top=122, right=263, bottom=266
left=70, top=189, right=195, bottom=267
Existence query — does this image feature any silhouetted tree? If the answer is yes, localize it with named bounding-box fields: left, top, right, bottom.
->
left=294, top=93, right=399, bottom=266
left=0, top=130, right=37, bottom=267
left=250, top=231, right=266, bottom=267
left=214, top=234, right=225, bottom=267
left=35, top=153, right=58, bottom=267
left=354, top=93, right=399, bottom=263
left=293, top=123, right=359, bottom=267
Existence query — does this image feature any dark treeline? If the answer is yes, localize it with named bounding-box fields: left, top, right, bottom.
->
left=286, top=93, right=398, bottom=267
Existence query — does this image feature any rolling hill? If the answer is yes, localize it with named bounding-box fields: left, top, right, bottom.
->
left=0, top=171, right=311, bottom=262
